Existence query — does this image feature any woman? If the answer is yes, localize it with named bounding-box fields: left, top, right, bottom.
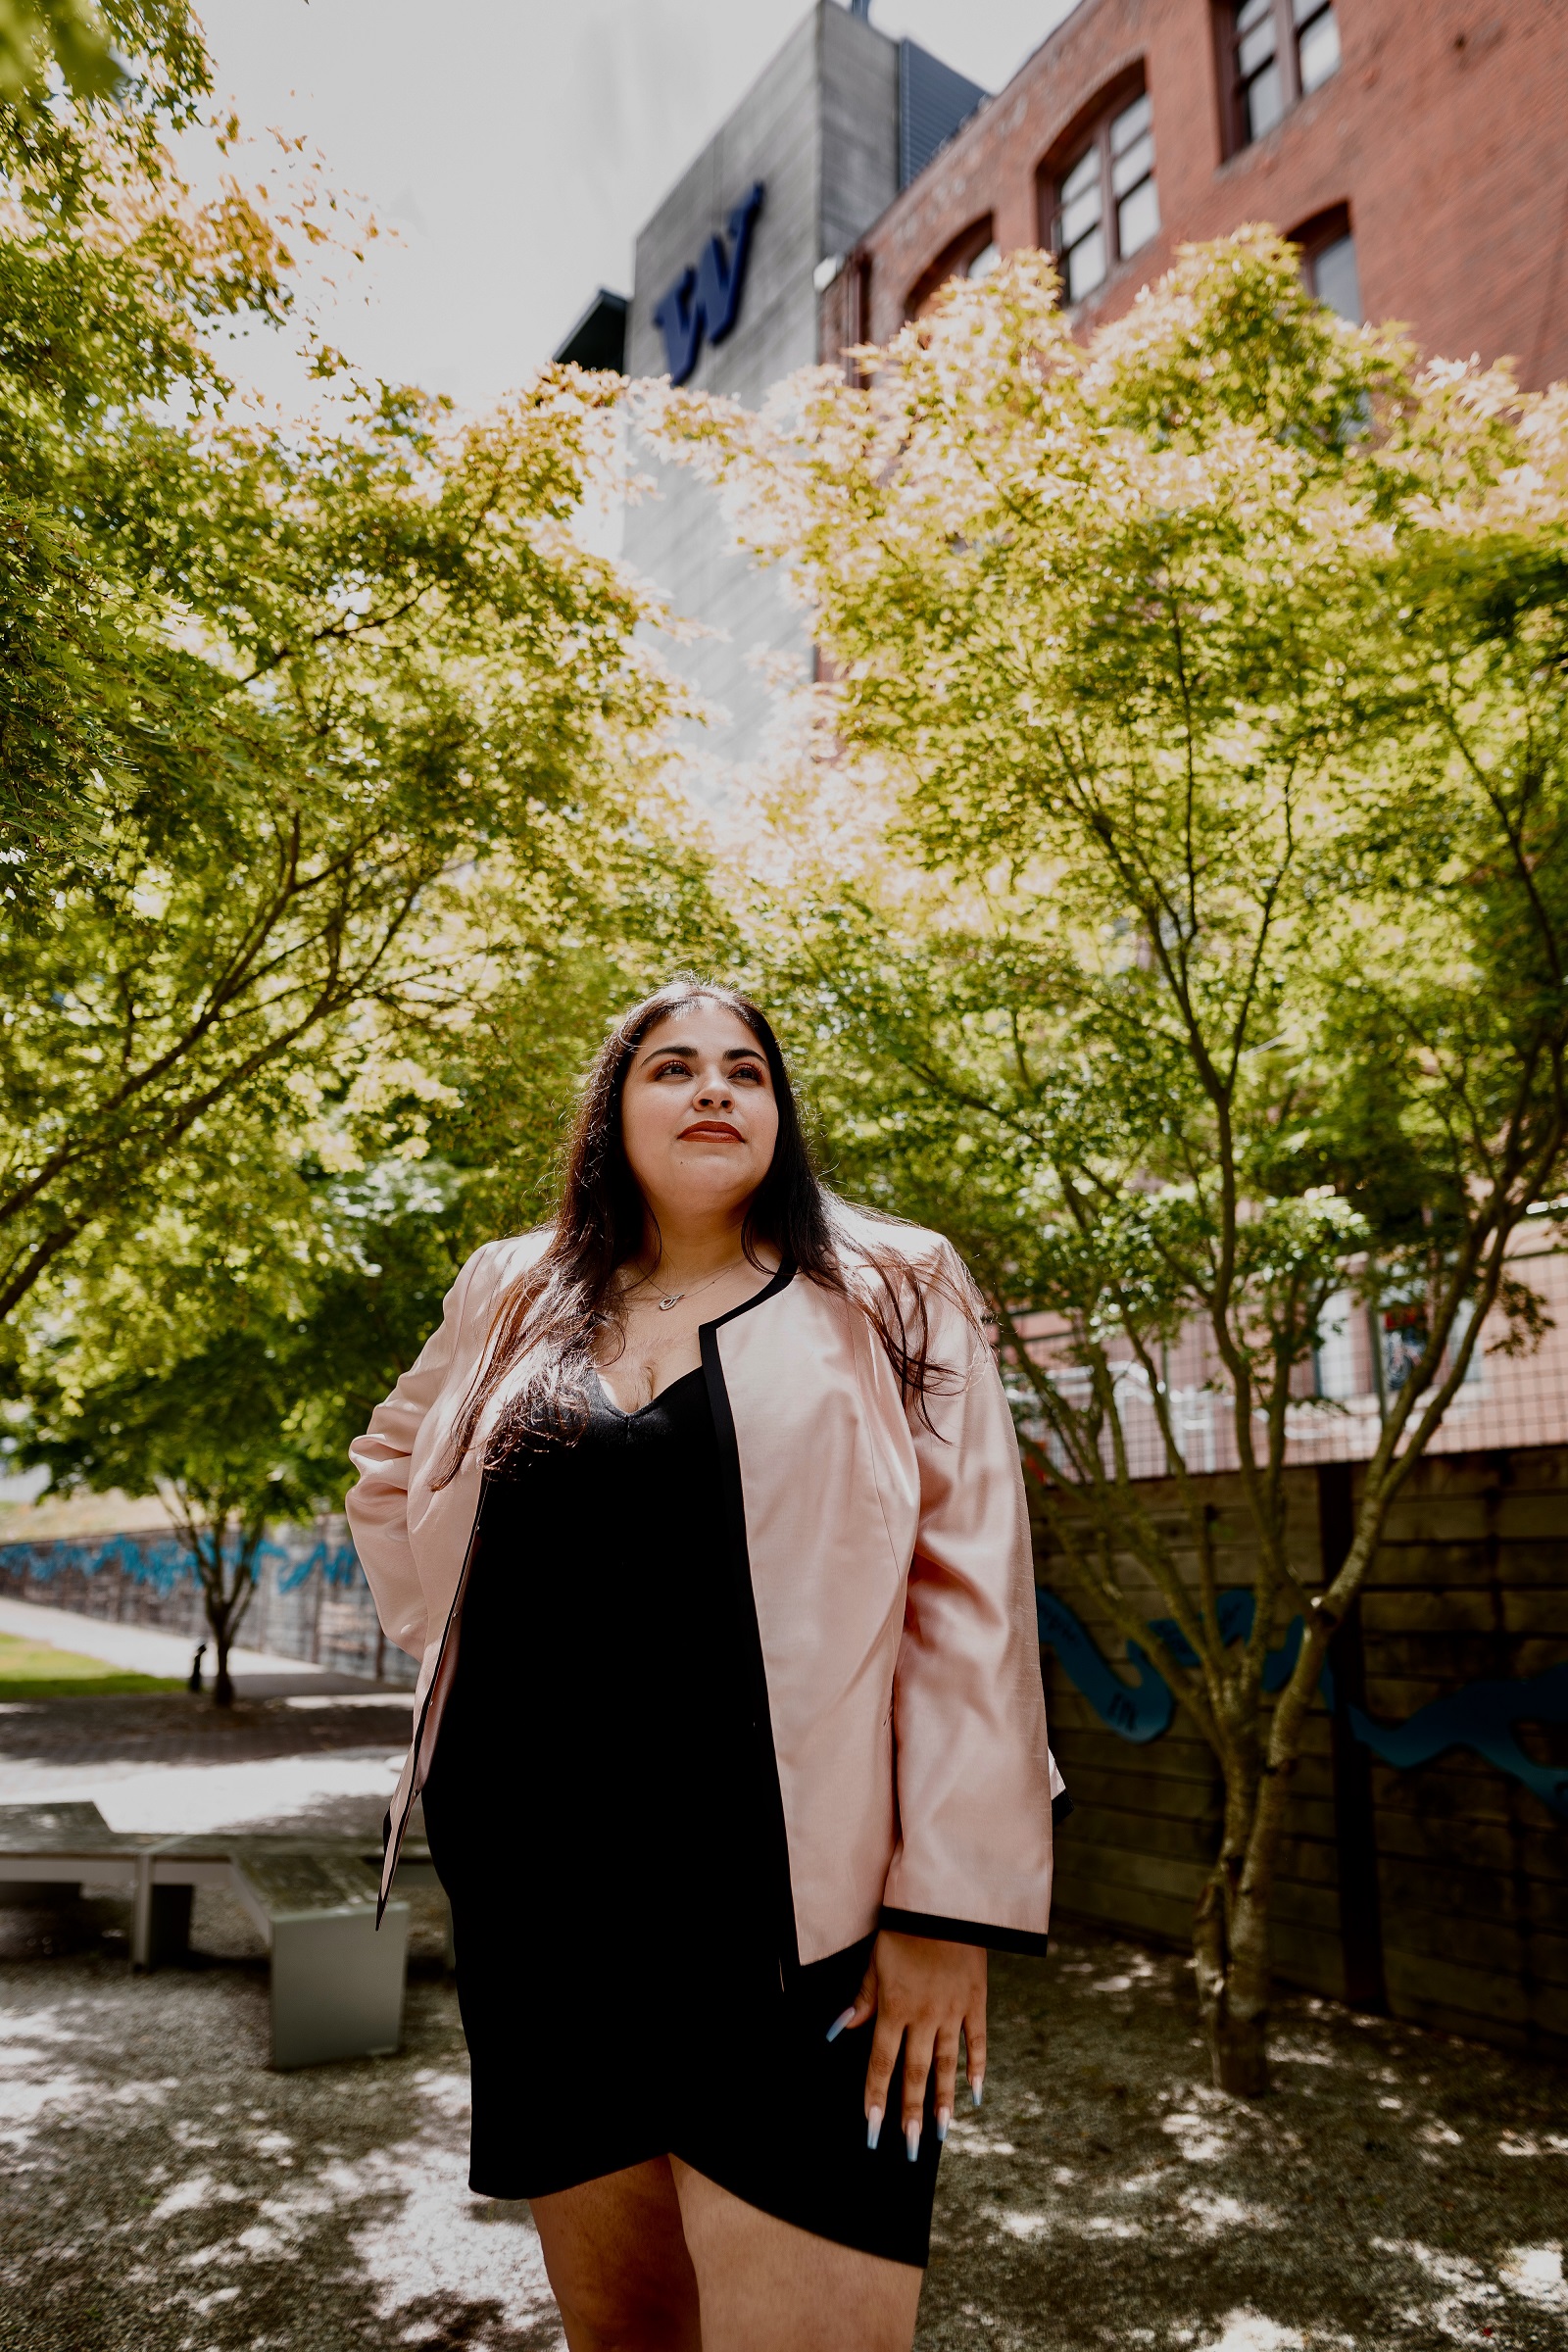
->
left=347, top=981, right=1062, bottom=2352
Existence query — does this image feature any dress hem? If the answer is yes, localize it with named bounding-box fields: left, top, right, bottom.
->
left=466, top=2146, right=933, bottom=2272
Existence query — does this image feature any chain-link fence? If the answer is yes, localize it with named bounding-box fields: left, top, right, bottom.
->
left=1010, top=1237, right=1568, bottom=1484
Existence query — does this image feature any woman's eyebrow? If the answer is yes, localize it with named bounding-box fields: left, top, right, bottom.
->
left=637, top=1042, right=764, bottom=1064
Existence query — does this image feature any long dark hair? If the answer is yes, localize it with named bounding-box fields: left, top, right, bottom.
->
left=438, top=979, right=967, bottom=1478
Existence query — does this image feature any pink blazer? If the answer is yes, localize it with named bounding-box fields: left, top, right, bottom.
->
left=346, top=1210, right=1061, bottom=1961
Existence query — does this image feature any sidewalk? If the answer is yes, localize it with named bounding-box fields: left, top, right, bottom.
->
left=0, top=1666, right=413, bottom=1839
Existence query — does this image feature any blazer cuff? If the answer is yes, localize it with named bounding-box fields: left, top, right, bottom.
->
left=878, top=1905, right=1052, bottom=1959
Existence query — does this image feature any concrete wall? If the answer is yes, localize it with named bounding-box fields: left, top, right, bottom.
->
left=0, top=1526, right=415, bottom=1686
left=822, top=0, right=1568, bottom=392
left=820, top=2, right=900, bottom=269
left=624, top=3, right=899, bottom=771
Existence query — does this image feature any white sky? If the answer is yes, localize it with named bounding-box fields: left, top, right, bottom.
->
left=191, top=0, right=1079, bottom=415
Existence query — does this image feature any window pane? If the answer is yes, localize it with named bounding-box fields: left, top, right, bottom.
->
left=1110, top=91, right=1152, bottom=154
left=1066, top=226, right=1106, bottom=303
left=1117, top=176, right=1160, bottom=259
left=1246, top=61, right=1285, bottom=137
left=1111, top=129, right=1154, bottom=197
left=1236, top=0, right=1273, bottom=25
left=966, top=240, right=1000, bottom=281
left=1293, top=0, right=1327, bottom=22
left=1058, top=183, right=1102, bottom=250
left=1059, top=146, right=1101, bottom=204
left=1298, top=7, right=1341, bottom=90
left=1238, top=17, right=1277, bottom=74
left=1311, top=231, right=1361, bottom=322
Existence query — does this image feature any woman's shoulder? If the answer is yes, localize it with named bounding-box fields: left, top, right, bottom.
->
left=452, top=1227, right=555, bottom=1316
left=826, top=1200, right=966, bottom=1284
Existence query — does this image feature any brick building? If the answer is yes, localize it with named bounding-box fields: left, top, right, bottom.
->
left=820, top=0, right=1568, bottom=389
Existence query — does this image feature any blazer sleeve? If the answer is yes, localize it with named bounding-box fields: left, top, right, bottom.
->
left=879, top=1239, right=1057, bottom=1956
left=345, top=1246, right=486, bottom=1662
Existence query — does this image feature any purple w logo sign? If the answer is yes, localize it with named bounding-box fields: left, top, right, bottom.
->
left=653, top=183, right=765, bottom=386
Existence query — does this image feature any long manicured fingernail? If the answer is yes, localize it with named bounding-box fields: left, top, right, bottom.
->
left=866, top=2106, right=883, bottom=2150
left=906, top=2122, right=921, bottom=2163
left=825, top=2006, right=856, bottom=2043
left=936, top=2106, right=951, bottom=2144
left=971, top=2077, right=984, bottom=2108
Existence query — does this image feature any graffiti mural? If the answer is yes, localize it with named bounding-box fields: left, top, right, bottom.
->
left=1037, top=1586, right=1568, bottom=1821
left=0, top=1529, right=362, bottom=1593
left=0, top=1525, right=408, bottom=1681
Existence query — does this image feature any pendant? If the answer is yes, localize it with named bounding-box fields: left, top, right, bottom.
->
left=658, top=1294, right=682, bottom=1311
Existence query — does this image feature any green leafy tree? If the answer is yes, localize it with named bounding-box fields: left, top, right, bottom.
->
left=0, top=0, right=200, bottom=113
left=18, top=1147, right=479, bottom=1700
left=0, top=4, right=727, bottom=1682
left=0, top=16, right=688, bottom=1332
left=0, top=370, right=679, bottom=1323
left=650, top=235, right=1568, bottom=2091
left=23, top=1323, right=344, bottom=1704
left=13, top=878, right=732, bottom=1697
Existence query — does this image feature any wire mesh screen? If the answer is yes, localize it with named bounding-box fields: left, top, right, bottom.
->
left=1009, top=1237, right=1568, bottom=1481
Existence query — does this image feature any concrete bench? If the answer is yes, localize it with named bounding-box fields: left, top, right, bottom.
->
left=230, top=1848, right=409, bottom=2070
left=0, top=1800, right=194, bottom=1969
left=0, top=1804, right=416, bottom=2069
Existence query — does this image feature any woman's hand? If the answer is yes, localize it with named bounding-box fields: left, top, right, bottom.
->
left=831, top=1929, right=987, bottom=2159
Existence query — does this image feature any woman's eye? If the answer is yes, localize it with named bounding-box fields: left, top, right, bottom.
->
left=734, top=1063, right=765, bottom=1084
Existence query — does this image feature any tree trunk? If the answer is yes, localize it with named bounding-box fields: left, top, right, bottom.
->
left=203, top=1562, right=239, bottom=1706
left=195, top=1521, right=261, bottom=1707
left=1194, top=1866, right=1272, bottom=2094
left=1192, top=1769, right=1274, bottom=2095
left=212, top=1619, right=235, bottom=1707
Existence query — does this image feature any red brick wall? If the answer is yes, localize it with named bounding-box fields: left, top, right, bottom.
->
left=821, top=0, right=1568, bottom=389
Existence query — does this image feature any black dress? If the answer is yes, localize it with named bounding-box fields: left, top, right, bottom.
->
left=418, top=1364, right=943, bottom=2267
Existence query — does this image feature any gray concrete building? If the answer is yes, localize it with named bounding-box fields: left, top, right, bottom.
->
left=557, top=2, right=985, bottom=768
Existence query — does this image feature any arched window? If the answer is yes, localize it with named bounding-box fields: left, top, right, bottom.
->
left=1041, top=76, right=1159, bottom=309
left=906, top=216, right=997, bottom=318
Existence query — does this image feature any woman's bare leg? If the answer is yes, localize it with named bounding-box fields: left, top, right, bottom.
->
left=669, top=2157, right=923, bottom=2352
left=529, top=2158, right=702, bottom=2352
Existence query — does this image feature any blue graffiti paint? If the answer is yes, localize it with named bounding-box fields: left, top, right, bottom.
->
left=0, top=1531, right=195, bottom=1592
left=0, top=1530, right=362, bottom=1594
left=1344, top=1663, right=1568, bottom=1823
left=1147, top=1589, right=1305, bottom=1694
left=653, top=183, right=764, bottom=384
left=1035, top=1589, right=1174, bottom=1742
left=1036, top=1584, right=1568, bottom=1821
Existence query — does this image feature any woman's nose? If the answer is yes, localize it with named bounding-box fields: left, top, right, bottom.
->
left=696, top=1081, right=732, bottom=1107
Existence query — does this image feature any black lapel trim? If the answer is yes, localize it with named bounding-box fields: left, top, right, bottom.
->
left=705, top=1254, right=797, bottom=1334
left=377, top=1472, right=487, bottom=1929
left=700, top=1258, right=799, bottom=1980
left=879, top=1904, right=1052, bottom=1960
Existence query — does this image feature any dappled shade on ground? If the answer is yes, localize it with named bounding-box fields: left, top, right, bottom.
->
left=1, top=1896, right=1564, bottom=2351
